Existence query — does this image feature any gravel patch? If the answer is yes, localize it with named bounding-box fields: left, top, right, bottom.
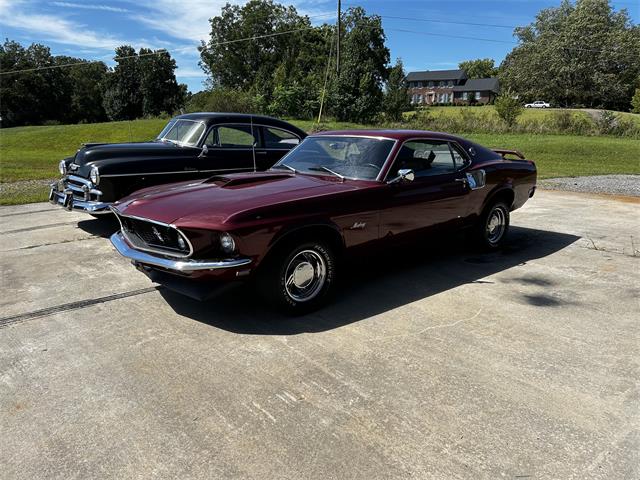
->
left=539, top=175, right=640, bottom=197
left=0, top=178, right=56, bottom=196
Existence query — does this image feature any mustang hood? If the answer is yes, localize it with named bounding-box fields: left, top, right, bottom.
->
left=114, top=172, right=361, bottom=226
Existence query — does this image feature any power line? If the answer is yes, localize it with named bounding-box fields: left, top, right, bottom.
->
left=381, top=14, right=518, bottom=29
left=0, top=10, right=616, bottom=76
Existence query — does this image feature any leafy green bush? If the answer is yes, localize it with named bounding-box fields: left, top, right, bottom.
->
left=631, top=88, right=640, bottom=114
left=494, top=89, right=523, bottom=126
left=594, top=110, right=619, bottom=135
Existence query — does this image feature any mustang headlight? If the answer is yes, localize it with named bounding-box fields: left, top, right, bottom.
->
left=89, top=166, right=100, bottom=185
left=219, top=232, right=236, bottom=254
left=59, top=160, right=66, bottom=175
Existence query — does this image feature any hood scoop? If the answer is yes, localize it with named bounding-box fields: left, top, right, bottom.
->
left=205, top=173, right=293, bottom=188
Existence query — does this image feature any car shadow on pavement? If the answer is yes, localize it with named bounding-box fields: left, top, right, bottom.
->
left=159, top=226, right=580, bottom=334
left=77, top=215, right=120, bottom=238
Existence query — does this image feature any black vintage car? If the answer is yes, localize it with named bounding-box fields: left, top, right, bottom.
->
left=49, top=113, right=307, bottom=215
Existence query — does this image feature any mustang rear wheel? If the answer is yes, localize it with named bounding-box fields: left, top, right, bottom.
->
left=259, top=241, right=336, bottom=314
left=475, top=201, right=510, bottom=250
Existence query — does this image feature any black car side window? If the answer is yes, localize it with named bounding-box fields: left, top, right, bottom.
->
left=391, top=140, right=456, bottom=178
left=263, top=127, right=300, bottom=149
left=206, top=125, right=257, bottom=148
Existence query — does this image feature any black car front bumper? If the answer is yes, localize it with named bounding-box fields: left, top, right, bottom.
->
left=49, top=175, right=111, bottom=214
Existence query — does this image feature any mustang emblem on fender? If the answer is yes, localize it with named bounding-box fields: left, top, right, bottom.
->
left=350, top=222, right=367, bottom=230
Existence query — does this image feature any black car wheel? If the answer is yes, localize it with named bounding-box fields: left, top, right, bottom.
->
left=259, top=241, right=336, bottom=314
left=474, top=201, right=510, bottom=250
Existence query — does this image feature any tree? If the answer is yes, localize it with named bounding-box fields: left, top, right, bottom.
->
left=500, top=0, right=640, bottom=110
left=55, top=56, right=108, bottom=124
left=0, top=41, right=70, bottom=127
left=199, top=0, right=331, bottom=114
left=459, top=58, right=497, bottom=79
left=494, top=89, right=523, bottom=126
left=102, top=46, right=143, bottom=121
left=384, top=58, right=410, bottom=121
left=329, top=7, right=390, bottom=122
left=139, top=49, right=185, bottom=116
left=631, top=88, right=640, bottom=113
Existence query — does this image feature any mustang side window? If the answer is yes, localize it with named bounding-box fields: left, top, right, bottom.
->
left=263, top=128, right=300, bottom=149
left=206, top=125, right=257, bottom=148
left=391, top=140, right=457, bottom=178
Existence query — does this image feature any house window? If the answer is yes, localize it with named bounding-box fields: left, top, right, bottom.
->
left=417, top=81, right=422, bottom=88
left=462, top=92, right=468, bottom=101
left=439, top=81, right=444, bottom=87
left=475, top=92, right=481, bottom=100
left=448, top=80, right=453, bottom=87
left=428, top=81, right=434, bottom=87
left=418, top=94, right=423, bottom=103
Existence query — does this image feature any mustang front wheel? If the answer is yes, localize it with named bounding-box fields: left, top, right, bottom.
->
left=260, top=241, right=336, bottom=314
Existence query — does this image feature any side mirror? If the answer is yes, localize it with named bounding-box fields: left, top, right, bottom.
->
left=198, top=144, right=208, bottom=158
left=388, top=168, right=415, bottom=184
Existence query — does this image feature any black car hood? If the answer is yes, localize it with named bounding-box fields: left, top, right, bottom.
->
left=69, top=141, right=199, bottom=176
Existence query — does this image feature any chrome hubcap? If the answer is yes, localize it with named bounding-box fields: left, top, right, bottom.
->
left=486, top=207, right=506, bottom=244
left=285, top=250, right=327, bottom=302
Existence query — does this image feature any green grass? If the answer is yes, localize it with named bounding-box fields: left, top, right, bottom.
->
left=1, top=117, right=639, bottom=205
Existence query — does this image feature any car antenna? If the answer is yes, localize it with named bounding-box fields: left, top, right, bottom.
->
left=251, top=114, right=257, bottom=173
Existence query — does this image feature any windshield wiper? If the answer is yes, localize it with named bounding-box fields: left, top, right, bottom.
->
left=309, top=166, right=345, bottom=181
left=272, top=163, right=297, bottom=173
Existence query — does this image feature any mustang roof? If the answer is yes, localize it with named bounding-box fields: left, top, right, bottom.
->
left=312, top=129, right=467, bottom=142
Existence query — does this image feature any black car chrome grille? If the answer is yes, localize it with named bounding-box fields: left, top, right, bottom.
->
left=117, top=215, right=191, bottom=257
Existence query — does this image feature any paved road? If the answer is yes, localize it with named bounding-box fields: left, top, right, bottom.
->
left=1, top=191, right=638, bottom=479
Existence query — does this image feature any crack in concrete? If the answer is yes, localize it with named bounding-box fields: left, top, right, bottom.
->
left=0, top=287, right=161, bottom=329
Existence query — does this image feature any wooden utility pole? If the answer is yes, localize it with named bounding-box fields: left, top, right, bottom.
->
left=336, top=0, right=341, bottom=76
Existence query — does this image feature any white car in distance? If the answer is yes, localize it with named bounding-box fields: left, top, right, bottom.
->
left=525, top=100, right=551, bottom=108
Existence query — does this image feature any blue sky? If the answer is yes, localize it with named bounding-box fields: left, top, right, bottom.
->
left=1, top=0, right=638, bottom=92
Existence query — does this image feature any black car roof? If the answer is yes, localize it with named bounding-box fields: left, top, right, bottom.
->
left=173, top=113, right=306, bottom=136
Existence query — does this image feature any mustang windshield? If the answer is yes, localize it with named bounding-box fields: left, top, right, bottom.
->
left=156, top=119, right=205, bottom=146
left=275, top=136, right=395, bottom=180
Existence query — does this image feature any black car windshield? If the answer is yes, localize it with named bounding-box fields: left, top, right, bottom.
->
left=156, top=119, right=205, bottom=146
left=274, top=136, right=395, bottom=181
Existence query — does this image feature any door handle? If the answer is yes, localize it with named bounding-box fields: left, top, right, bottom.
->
left=255, top=151, right=267, bottom=155
left=184, top=167, right=197, bottom=171
left=454, top=177, right=467, bottom=185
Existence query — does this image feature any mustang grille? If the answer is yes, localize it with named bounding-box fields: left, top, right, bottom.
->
left=118, top=215, right=190, bottom=257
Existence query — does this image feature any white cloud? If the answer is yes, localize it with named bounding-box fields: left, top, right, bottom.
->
left=130, top=0, right=238, bottom=43
left=130, top=0, right=336, bottom=45
left=50, top=2, right=131, bottom=13
left=0, top=0, right=173, bottom=53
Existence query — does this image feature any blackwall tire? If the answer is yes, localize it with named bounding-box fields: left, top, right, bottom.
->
left=474, top=201, right=510, bottom=250
left=259, top=241, right=337, bottom=315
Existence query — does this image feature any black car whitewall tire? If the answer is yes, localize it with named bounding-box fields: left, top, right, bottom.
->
left=259, top=241, right=336, bottom=314
left=475, top=201, right=510, bottom=250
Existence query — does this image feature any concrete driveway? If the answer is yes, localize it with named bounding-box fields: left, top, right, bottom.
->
left=1, top=191, right=638, bottom=479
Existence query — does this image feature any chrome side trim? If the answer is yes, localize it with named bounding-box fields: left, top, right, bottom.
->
left=100, top=167, right=255, bottom=178
left=110, top=208, right=195, bottom=259
left=110, top=232, right=251, bottom=272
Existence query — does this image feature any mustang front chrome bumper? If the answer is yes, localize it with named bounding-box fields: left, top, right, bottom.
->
left=110, top=232, right=252, bottom=272
left=49, top=175, right=111, bottom=214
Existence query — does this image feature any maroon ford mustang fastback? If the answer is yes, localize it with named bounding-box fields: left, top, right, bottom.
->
left=110, top=130, right=537, bottom=313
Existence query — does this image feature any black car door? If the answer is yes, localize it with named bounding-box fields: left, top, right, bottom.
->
left=196, top=124, right=259, bottom=175
left=256, top=126, right=303, bottom=169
